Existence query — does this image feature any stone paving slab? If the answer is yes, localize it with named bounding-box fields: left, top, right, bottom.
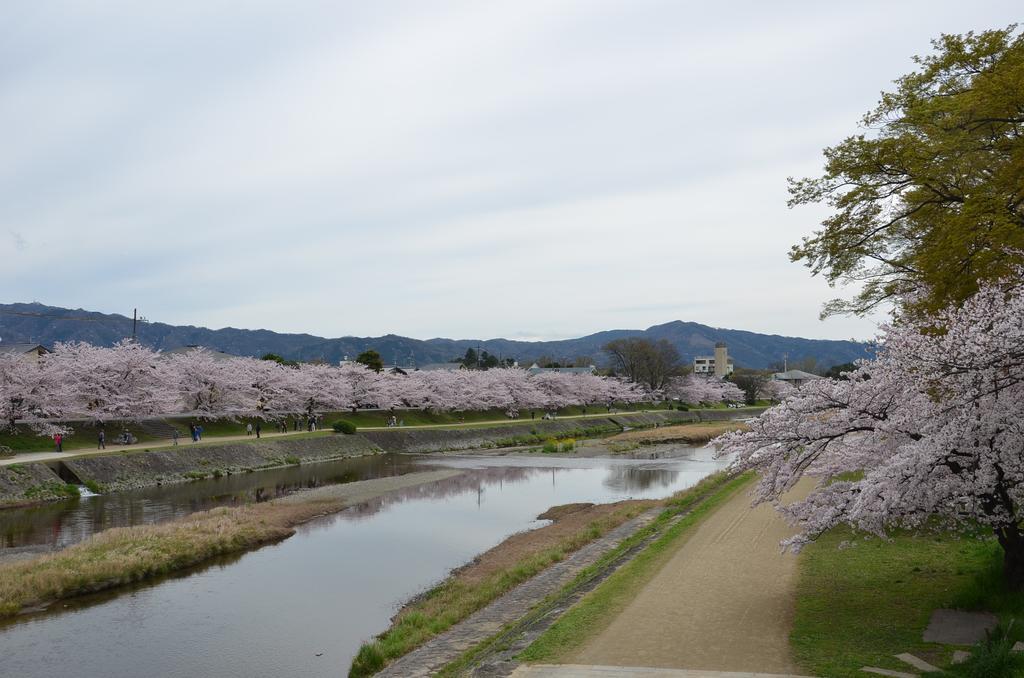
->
left=510, top=665, right=814, bottom=678
left=860, top=668, right=916, bottom=678
left=376, top=509, right=665, bottom=677
left=922, top=608, right=998, bottom=645
left=894, top=653, right=937, bottom=672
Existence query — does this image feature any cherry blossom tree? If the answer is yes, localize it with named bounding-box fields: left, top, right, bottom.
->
left=0, top=352, right=63, bottom=432
left=167, top=348, right=248, bottom=418
left=49, top=341, right=178, bottom=424
left=716, top=273, right=1024, bottom=589
left=7, top=342, right=665, bottom=436
left=759, top=379, right=795, bottom=403
left=669, top=375, right=744, bottom=405
left=236, top=357, right=303, bottom=420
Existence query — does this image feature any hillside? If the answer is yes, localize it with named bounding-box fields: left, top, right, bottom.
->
left=0, top=302, right=869, bottom=370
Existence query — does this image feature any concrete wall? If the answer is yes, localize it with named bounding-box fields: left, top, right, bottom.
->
left=0, top=462, right=70, bottom=507
left=63, top=434, right=382, bottom=493
left=360, top=418, right=623, bottom=454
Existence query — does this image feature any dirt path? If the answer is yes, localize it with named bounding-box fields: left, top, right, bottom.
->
left=571, top=477, right=816, bottom=674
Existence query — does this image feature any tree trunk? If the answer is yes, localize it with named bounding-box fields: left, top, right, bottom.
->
left=997, top=523, right=1024, bottom=591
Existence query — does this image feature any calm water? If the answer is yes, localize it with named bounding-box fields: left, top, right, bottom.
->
left=0, top=453, right=420, bottom=555
left=0, top=445, right=729, bottom=678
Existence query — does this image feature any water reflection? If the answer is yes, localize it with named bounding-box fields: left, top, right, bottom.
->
left=0, top=446, right=731, bottom=678
left=0, top=453, right=420, bottom=554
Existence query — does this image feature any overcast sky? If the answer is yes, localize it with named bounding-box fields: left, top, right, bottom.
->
left=2, top=2, right=1018, bottom=342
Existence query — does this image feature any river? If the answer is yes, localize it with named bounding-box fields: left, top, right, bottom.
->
left=0, top=445, right=730, bottom=677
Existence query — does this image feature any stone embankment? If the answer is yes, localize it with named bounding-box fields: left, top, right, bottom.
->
left=0, top=435, right=382, bottom=506
left=63, top=434, right=382, bottom=492
left=360, top=410, right=762, bottom=455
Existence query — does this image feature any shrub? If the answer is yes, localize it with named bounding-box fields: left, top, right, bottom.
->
left=283, top=455, right=301, bottom=465
left=561, top=438, right=576, bottom=452
left=677, top=404, right=690, bottom=411
left=332, top=421, right=357, bottom=434
left=0, top=445, right=13, bottom=459
left=83, top=479, right=106, bottom=494
left=949, top=624, right=1024, bottom=678
left=183, top=471, right=207, bottom=480
left=211, top=469, right=224, bottom=479
left=542, top=439, right=559, bottom=454
left=350, top=641, right=386, bottom=677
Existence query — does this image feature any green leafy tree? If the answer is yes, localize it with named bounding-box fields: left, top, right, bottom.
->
left=260, top=352, right=297, bottom=366
left=355, top=350, right=384, bottom=373
left=790, top=25, right=1024, bottom=317
left=730, top=369, right=769, bottom=405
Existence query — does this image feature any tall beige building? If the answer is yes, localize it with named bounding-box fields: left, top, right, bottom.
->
left=693, top=342, right=734, bottom=377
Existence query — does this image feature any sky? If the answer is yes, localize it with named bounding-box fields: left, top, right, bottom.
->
left=1, top=1, right=1019, bottom=343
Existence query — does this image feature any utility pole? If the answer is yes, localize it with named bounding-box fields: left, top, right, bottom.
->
left=132, top=308, right=138, bottom=341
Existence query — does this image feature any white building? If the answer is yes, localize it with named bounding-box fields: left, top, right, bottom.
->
left=771, top=369, right=823, bottom=387
left=693, top=342, right=733, bottom=377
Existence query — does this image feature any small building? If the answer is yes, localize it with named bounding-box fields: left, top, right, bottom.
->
left=771, top=369, right=823, bottom=387
left=526, top=364, right=597, bottom=376
left=0, top=342, right=49, bottom=363
left=417, top=362, right=466, bottom=372
left=693, top=342, right=734, bottom=377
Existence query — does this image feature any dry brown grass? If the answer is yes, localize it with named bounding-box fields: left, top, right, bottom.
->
left=609, top=421, right=746, bottom=445
left=0, top=498, right=343, bottom=617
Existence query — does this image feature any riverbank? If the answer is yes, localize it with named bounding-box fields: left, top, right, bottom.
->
left=0, top=409, right=764, bottom=508
left=350, top=500, right=656, bottom=676
left=0, top=469, right=462, bottom=617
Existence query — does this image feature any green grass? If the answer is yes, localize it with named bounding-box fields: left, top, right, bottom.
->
left=791, top=528, right=1024, bottom=677
left=515, top=472, right=753, bottom=664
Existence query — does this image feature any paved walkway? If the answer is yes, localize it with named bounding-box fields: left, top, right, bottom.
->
left=0, top=411, right=643, bottom=467
left=512, top=666, right=813, bottom=678
left=570, top=478, right=816, bottom=674
left=0, top=429, right=312, bottom=466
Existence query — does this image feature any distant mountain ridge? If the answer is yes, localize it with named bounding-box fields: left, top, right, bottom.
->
left=0, top=302, right=870, bottom=370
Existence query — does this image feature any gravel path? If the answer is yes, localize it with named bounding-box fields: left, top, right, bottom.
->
left=571, top=478, right=816, bottom=674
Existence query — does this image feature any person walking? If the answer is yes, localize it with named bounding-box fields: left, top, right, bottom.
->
left=54, top=432, right=63, bottom=452
left=98, top=429, right=106, bottom=450
left=172, top=428, right=179, bottom=446
left=189, top=422, right=197, bottom=442
left=255, top=422, right=261, bottom=439
left=246, top=422, right=253, bottom=437
left=196, top=425, right=203, bottom=441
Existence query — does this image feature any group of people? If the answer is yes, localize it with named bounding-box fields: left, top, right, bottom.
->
left=188, top=423, right=204, bottom=442
left=385, top=415, right=403, bottom=427
left=245, top=422, right=263, bottom=438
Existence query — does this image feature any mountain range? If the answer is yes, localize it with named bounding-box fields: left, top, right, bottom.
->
left=0, top=302, right=870, bottom=371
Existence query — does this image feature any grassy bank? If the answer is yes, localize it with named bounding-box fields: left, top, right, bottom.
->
left=0, top=471, right=459, bottom=617
left=516, top=471, right=753, bottom=664
left=0, top=500, right=341, bottom=616
left=348, top=501, right=654, bottom=677
left=608, top=421, right=746, bottom=446
left=791, top=527, right=1024, bottom=677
